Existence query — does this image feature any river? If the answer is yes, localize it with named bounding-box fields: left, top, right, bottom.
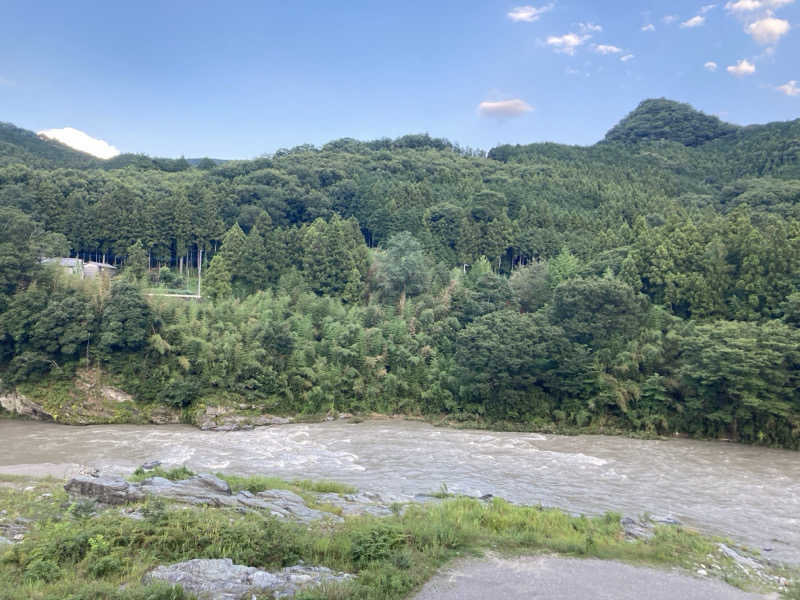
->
left=1, top=419, right=797, bottom=563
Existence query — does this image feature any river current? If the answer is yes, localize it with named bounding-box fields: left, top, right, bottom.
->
left=1, top=420, right=797, bottom=563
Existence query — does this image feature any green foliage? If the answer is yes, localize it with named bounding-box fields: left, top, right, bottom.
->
left=373, top=232, right=430, bottom=301
left=2, top=101, right=800, bottom=446
left=603, top=98, right=739, bottom=147
left=125, top=240, right=148, bottom=280
left=129, top=466, right=195, bottom=483
left=203, top=254, right=232, bottom=301
left=98, top=280, right=154, bottom=356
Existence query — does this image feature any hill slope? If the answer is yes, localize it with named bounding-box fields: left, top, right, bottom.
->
left=602, top=98, right=739, bottom=147
left=0, top=122, right=99, bottom=168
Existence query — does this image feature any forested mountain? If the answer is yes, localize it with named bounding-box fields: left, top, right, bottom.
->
left=0, top=122, right=98, bottom=169
left=1, top=99, right=799, bottom=447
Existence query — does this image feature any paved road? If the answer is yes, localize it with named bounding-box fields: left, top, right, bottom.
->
left=413, top=555, right=774, bottom=600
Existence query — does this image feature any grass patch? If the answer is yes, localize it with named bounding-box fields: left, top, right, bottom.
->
left=0, top=474, right=793, bottom=600
left=217, top=473, right=357, bottom=495
left=128, top=466, right=195, bottom=483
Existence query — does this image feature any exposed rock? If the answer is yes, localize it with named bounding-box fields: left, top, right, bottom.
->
left=141, top=460, right=162, bottom=470
left=65, top=472, right=344, bottom=523
left=0, top=517, right=32, bottom=540
left=147, top=406, right=182, bottom=425
left=652, top=515, right=682, bottom=526
left=196, top=405, right=293, bottom=431
left=717, top=543, right=763, bottom=573
left=65, top=476, right=144, bottom=505
left=1, top=369, right=180, bottom=425
left=315, top=491, right=394, bottom=517
left=621, top=516, right=654, bottom=540
left=100, top=386, right=133, bottom=403
left=0, top=536, right=12, bottom=547
left=0, top=392, right=53, bottom=420
left=138, top=474, right=234, bottom=507
left=143, top=558, right=353, bottom=599
left=254, top=489, right=341, bottom=523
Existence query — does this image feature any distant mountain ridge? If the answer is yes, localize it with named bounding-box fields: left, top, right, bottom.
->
left=2, top=99, right=798, bottom=175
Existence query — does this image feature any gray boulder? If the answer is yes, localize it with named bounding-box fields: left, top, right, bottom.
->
left=66, top=472, right=343, bottom=524
left=143, top=558, right=352, bottom=599
left=315, top=491, right=394, bottom=517
left=139, top=474, right=234, bottom=507
left=255, top=489, right=341, bottom=523
left=64, top=476, right=144, bottom=505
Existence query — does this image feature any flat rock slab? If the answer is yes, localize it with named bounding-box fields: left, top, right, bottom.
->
left=143, top=558, right=352, bottom=599
left=413, top=555, right=774, bottom=600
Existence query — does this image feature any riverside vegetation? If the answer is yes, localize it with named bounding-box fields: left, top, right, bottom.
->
left=1, top=470, right=797, bottom=600
left=1, top=98, right=800, bottom=447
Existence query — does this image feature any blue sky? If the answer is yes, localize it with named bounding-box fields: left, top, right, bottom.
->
left=1, top=0, right=798, bottom=158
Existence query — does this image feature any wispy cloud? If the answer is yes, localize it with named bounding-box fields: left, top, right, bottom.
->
left=546, top=32, right=590, bottom=55
left=579, top=22, right=603, bottom=32
left=705, top=61, right=719, bottom=71
left=641, top=23, right=656, bottom=31
left=681, top=15, right=707, bottom=27
left=0, top=76, right=14, bottom=87
left=701, top=4, right=718, bottom=13
left=38, top=127, right=120, bottom=159
left=478, top=99, right=534, bottom=117
left=746, top=17, right=790, bottom=43
left=620, top=54, right=635, bottom=62
left=663, top=15, right=679, bottom=24
left=508, top=4, right=554, bottom=22
left=726, top=58, right=756, bottom=75
left=725, top=0, right=794, bottom=13
left=593, top=44, right=623, bottom=54
left=776, top=80, right=800, bottom=95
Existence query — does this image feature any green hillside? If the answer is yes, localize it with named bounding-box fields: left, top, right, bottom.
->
left=0, top=122, right=99, bottom=169
left=1, top=99, right=799, bottom=447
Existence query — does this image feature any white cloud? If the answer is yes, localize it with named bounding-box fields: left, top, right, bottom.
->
left=725, top=0, right=794, bottom=13
left=478, top=99, right=534, bottom=117
left=705, top=61, right=719, bottom=70
left=620, top=54, right=635, bottom=62
left=681, top=15, right=707, bottom=27
left=746, top=17, right=790, bottom=43
left=701, top=4, right=718, bottom=13
left=38, top=127, right=120, bottom=159
left=641, top=23, right=656, bottom=31
left=726, top=59, right=756, bottom=75
left=579, top=22, right=603, bottom=32
left=663, top=15, right=679, bottom=24
left=546, top=32, right=590, bottom=54
left=776, top=80, right=800, bottom=95
left=593, top=44, right=623, bottom=54
left=508, top=4, right=554, bottom=22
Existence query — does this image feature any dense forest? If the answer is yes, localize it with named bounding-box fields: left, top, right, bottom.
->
left=1, top=98, right=799, bottom=447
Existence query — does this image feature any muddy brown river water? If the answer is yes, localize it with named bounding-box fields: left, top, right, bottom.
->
left=1, top=420, right=798, bottom=563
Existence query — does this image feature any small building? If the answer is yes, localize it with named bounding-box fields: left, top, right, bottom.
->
left=42, top=258, right=118, bottom=279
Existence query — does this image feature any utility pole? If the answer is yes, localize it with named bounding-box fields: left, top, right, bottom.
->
left=197, top=246, right=202, bottom=297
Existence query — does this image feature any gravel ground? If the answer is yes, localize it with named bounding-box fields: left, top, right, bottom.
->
left=413, top=555, right=776, bottom=600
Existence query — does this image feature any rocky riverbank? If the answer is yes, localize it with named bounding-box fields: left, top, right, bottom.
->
left=1, top=463, right=796, bottom=600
